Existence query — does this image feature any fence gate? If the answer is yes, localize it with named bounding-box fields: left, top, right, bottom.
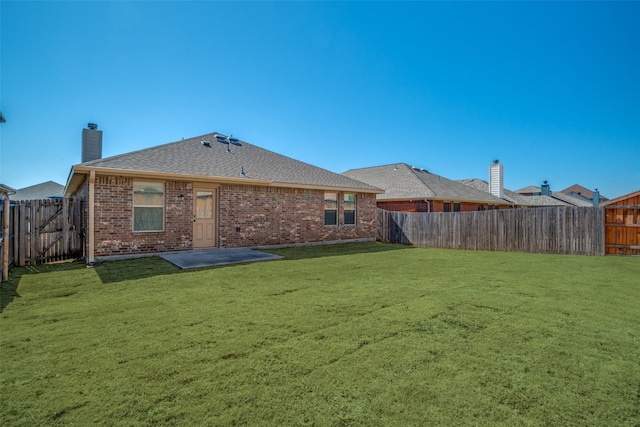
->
left=10, top=198, right=83, bottom=266
left=604, top=195, right=640, bottom=255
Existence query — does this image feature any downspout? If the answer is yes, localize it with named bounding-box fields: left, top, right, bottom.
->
left=425, top=199, right=430, bottom=212
left=88, top=170, right=96, bottom=265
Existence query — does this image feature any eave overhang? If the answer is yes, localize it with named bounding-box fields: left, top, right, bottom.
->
left=376, top=195, right=513, bottom=205
left=65, top=166, right=383, bottom=196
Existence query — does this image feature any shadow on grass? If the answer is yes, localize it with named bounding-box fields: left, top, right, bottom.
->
left=1, top=261, right=87, bottom=312
left=0, top=277, right=20, bottom=313
left=2, top=243, right=411, bottom=296
left=94, top=256, right=183, bottom=284
left=264, top=241, right=412, bottom=261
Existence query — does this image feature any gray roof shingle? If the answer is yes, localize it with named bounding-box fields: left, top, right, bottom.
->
left=342, top=164, right=511, bottom=204
left=548, top=191, right=594, bottom=207
left=458, top=178, right=569, bottom=207
left=10, top=181, right=65, bottom=201
left=72, top=133, right=380, bottom=193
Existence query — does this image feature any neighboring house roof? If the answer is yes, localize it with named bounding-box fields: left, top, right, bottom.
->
left=515, top=183, right=594, bottom=207
left=0, top=183, right=16, bottom=195
left=458, top=178, right=568, bottom=207
left=65, top=132, right=381, bottom=195
left=342, top=164, right=511, bottom=204
left=515, top=185, right=541, bottom=194
left=560, top=184, right=608, bottom=201
left=550, top=191, right=596, bottom=207
left=10, top=181, right=65, bottom=201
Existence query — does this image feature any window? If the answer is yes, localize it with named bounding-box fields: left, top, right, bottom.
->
left=478, top=204, right=484, bottom=211
left=344, top=193, right=356, bottom=225
left=453, top=203, right=461, bottom=212
left=133, top=181, right=164, bottom=231
left=324, top=192, right=337, bottom=225
left=443, top=202, right=451, bottom=212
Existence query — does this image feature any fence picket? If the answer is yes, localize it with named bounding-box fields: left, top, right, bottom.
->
left=378, top=207, right=605, bottom=256
left=2, top=199, right=83, bottom=268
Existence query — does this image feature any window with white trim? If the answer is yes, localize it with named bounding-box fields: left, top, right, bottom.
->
left=344, top=193, right=356, bottom=225
left=133, top=181, right=164, bottom=231
left=324, top=192, right=337, bottom=226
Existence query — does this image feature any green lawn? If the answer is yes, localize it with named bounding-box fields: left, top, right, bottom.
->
left=1, top=243, right=639, bottom=426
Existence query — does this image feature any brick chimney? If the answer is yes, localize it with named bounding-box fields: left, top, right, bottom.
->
left=82, top=123, right=102, bottom=163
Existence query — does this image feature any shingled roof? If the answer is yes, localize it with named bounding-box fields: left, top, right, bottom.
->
left=342, top=164, right=511, bottom=205
left=548, top=191, right=594, bottom=207
left=11, top=181, right=65, bottom=201
left=560, top=184, right=608, bottom=201
left=65, top=132, right=381, bottom=194
left=458, top=178, right=568, bottom=207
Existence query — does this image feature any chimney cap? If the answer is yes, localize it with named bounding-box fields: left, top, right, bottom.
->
left=493, top=159, right=499, bottom=164
left=87, top=123, right=98, bottom=130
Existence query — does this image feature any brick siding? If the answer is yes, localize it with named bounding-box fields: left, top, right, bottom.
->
left=378, top=200, right=508, bottom=212
left=219, top=185, right=376, bottom=247
left=71, top=174, right=377, bottom=257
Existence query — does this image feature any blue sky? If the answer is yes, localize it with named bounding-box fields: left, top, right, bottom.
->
left=1, top=1, right=639, bottom=198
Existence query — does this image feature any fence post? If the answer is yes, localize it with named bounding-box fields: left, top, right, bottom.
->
left=2, top=195, right=9, bottom=282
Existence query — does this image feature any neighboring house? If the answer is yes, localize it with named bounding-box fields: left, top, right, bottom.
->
left=601, top=190, right=640, bottom=256
left=514, top=185, right=543, bottom=196
left=341, top=163, right=512, bottom=212
left=64, top=130, right=382, bottom=262
left=548, top=191, right=594, bottom=207
left=560, top=184, right=608, bottom=204
left=10, top=181, right=65, bottom=201
left=458, top=178, right=567, bottom=207
left=515, top=182, right=593, bottom=207
left=460, top=161, right=593, bottom=208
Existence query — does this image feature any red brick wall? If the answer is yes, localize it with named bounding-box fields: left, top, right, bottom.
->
left=219, top=185, right=377, bottom=248
left=92, top=176, right=193, bottom=256
left=377, top=200, right=431, bottom=212
left=72, top=174, right=377, bottom=256
left=379, top=200, right=508, bottom=212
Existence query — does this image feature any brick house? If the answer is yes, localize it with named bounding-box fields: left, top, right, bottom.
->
left=342, top=163, right=512, bottom=212
left=64, top=131, right=381, bottom=263
left=460, top=161, right=595, bottom=208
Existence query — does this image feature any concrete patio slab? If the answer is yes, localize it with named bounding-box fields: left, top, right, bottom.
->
left=159, top=248, right=283, bottom=269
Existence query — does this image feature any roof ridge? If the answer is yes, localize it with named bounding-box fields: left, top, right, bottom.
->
left=403, top=164, right=441, bottom=197
left=78, top=133, right=210, bottom=167
left=343, top=162, right=414, bottom=174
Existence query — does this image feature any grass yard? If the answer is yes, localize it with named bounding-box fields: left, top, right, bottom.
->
left=1, top=243, right=639, bottom=426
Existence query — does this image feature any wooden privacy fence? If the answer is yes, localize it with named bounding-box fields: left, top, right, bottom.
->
left=1, top=198, right=84, bottom=267
left=378, top=206, right=605, bottom=256
left=603, top=192, right=640, bottom=256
